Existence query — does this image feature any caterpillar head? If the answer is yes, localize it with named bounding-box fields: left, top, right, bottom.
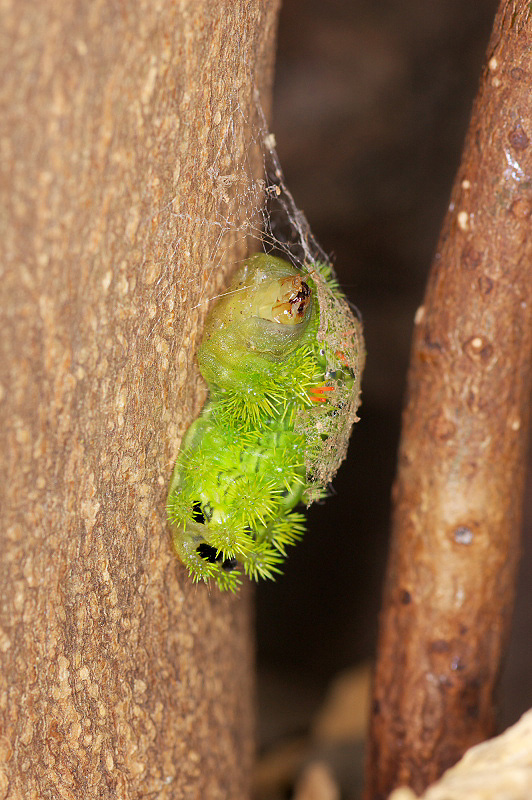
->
left=197, top=254, right=317, bottom=392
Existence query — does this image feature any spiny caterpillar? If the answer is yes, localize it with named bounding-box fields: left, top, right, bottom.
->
left=167, top=253, right=365, bottom=591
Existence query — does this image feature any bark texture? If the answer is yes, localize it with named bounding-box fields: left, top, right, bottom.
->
left=366, top=3, right=532, bottom=798
left=0, top=0, right=280, bottom=797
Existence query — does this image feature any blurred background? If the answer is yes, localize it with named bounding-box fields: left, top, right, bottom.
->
left=254, top=1, right=532, bottom=797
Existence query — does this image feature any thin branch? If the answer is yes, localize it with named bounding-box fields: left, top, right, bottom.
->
left=366, top=2, right=532, bottom=796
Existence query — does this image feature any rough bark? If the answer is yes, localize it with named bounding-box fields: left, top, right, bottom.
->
left=366, top=3, right=532, bottom=798
left=0, top=1, right=280, bottom=797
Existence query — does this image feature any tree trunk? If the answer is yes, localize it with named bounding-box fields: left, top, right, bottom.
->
left=366, top=2, right=532, bottom=798
left=0, top=1, right=280, bottom=797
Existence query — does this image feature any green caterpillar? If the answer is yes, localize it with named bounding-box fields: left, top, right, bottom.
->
left=167, top=253, right=365, bottom=591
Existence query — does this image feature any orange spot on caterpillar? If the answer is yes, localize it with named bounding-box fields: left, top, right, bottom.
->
left=335, top=350, right=349, bottom=367
left=308, top=385, right=335, bottom=404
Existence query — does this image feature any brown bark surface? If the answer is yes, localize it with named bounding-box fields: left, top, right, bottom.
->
left=0, top=1, right=280, bottom=797
left=366, top=3, right=532, bottom=798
